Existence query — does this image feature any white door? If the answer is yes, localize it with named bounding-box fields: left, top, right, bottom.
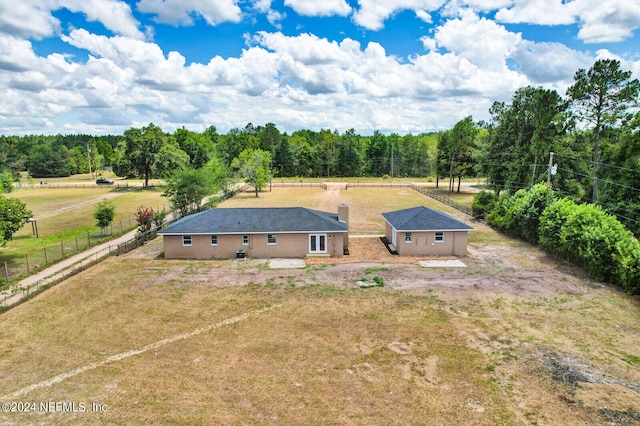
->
left=309, top=234, right=327, bottom=254
left=391, top=227, right=397, bottom=246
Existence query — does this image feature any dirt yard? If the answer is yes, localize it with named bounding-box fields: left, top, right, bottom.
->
left=1, top=187, right=639, bottom=424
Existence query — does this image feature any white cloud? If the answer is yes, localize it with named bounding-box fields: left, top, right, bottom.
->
left=510, top=40, right=593, bottom=85
left=494, top=0, right=640, bottom=43
left=415, top=9, right=432, bottom=23
left=63, top=0, right=144, bottom=39
left=432, top=10, right=521, bottom=71
left=353, top=0, right=446, bottom=30
left=252, top=0, right=272, bottom=13
left=267, top=9, right=286, bottom=28
left=574, top=0, right=640, bottom=43
left=495, top=0, right=576, bottom=25
left=284, top=0, right=351, bottom=17
left=136, top=0, right=242, bottom=26
left=0, top=0, right=60, bottom=39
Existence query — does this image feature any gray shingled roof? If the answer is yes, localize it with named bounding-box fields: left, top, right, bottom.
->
left=159, top=207, right=348, bottom=235
left=381, top=206, right=473, bottom=231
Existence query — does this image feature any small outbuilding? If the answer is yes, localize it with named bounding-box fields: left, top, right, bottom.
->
left=159, top=205, right=349, bottom=259
left=381, top=206, right=473, bottom=256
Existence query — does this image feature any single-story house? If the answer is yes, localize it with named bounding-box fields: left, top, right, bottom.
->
left=381, top=206, right=473, bottom=256
left=158, top=205, right=349, bottom=259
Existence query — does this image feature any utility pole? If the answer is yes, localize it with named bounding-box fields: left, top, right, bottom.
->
left=547, top=152, right=554, bottom=186
left=390, top=142, right=394, bottom=179
left=87, top=145, right=93, bottom=179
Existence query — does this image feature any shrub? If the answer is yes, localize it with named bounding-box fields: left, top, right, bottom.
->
left=471, top=190, right=496, bottom=219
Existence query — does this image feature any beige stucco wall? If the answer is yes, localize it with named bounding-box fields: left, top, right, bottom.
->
left=163, top=232, right=346, bottom=259
left=385, top=228, right=468, bottom=256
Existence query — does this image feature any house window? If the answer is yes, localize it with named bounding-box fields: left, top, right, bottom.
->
left=182, top=235, right=192, bottom=246
left=404, top=232, right=412, bottom=243
left=242, top=235, right=250, bottom=246
left=267, top=234, right=277, bottom=245
left=309, top=234, right=327, bottom=253
left=211, top=235, right=218, bottom=246
left=435, top=232, right=444, bottom=243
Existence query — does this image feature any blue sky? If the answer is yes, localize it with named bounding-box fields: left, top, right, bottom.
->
left=0, top=0, right=639, bottom=136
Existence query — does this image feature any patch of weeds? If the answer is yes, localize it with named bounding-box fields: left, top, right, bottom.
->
left=363, top=266, right=388, bottom=275
left=622, top=353, right=640, bottom=367
left=486, top=364, right=495, bottom=372
left=358, top=276, right=384, bottom=288
left=492, top=297, right=506, bottom=309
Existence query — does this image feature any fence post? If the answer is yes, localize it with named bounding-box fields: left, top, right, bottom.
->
left=3, top=262, right=8, bottom=281
left=87, top=232, right=90, bottom=246
left=61, top=241, right=64, bottom=257
left=44, top=247, right=48, bottom=264
left=26, top=254, right=29, bottom=273
left=75, top=237, right=79, bottom=251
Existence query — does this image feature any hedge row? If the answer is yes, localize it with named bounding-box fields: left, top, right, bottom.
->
left=478, top=184, right=640, bottom=295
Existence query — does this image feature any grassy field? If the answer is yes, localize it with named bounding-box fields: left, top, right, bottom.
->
left=222, top=186, right=470, bottom=234
left=0, top=185, right=638, bottom=424
left=0, top=186, right=167, bottom=284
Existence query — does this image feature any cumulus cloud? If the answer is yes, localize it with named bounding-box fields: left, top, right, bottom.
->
left=510, top=40, right=593, bottom=85
left=63, top=0, right=144, bottom=39
left=353, top=0, right=446, bottom=30
left=495, top=0, right=576, bottom=25
left=284, top=0, right=351, bottom=17
left=431, top=10, right=521, bottom=72
left=495, top=0, right=640, bottom=43
left=574, top=0, right=640, bottom=43
left=136, top=0, right=242, bottom=26
left=0, top=1, right=60, bottom=39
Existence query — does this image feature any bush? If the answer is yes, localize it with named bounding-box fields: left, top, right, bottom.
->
left=486, top=184, right=554, bottom=243
left=471, top=190, right=496, bottom=219
left=539, top=198, right=640, bottom=294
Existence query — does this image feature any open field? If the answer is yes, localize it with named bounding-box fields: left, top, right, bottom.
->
left=0, top=186, right=638, bottom=424
left=0, top=187, right=167, bottom=285
left=222, top=186, right=471, bottom=234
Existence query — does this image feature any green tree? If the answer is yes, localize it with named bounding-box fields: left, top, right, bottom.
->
left=273, top=136, right=295, bottom=177
left=174, top=128, right=214, bottom=169
left=122, top=123, right=187, bottom=186
left=231, top=149, right=271, bottom=197
left=93, top=200, right=115, bottom=233
left=0, top=170, right=13, bottom=193
left=163, top=168, right=212, bottom=217
left=0, top=196, right=31, bottom=245
left=484, top=87, right=569, bottom=193
left=567, top=59, right=640, bottom=201
left=438, top=117, right=478, bottom=192
left=334, top=129, right=363, bottom=177
left=163, top=158, right=231, bottom=217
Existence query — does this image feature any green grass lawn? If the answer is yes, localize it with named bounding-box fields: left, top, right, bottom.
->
left=0, top=187, right=167, bottom=285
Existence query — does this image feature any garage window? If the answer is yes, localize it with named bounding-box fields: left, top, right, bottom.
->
left=182, top=235, right=192, bottom=246
left=211, top=235, right=218, bottom=246
left=435, top=232, right=444, bottom=243
left=267, top=234, right=277, bottom=245
left=404, top=232, right=412, bottom=243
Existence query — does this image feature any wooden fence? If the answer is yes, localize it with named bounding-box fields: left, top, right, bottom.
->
left=409, top=184, right=473, bottom=216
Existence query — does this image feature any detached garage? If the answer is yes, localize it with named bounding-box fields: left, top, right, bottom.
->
left=382, top=206, right=473, bottom=256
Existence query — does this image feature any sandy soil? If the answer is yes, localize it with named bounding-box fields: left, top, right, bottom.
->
left=132, top=235, right=593, bottom=300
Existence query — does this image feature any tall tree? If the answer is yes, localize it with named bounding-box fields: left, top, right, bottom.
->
left=122, top=123, right=187, bottom=186
left=566, top=59, right=640, bottom=201
left=484, top=87, right=568, bottom=193
left=231, top=149, right=272, bottom=197
left=439, top=117, right=478, bottom=192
